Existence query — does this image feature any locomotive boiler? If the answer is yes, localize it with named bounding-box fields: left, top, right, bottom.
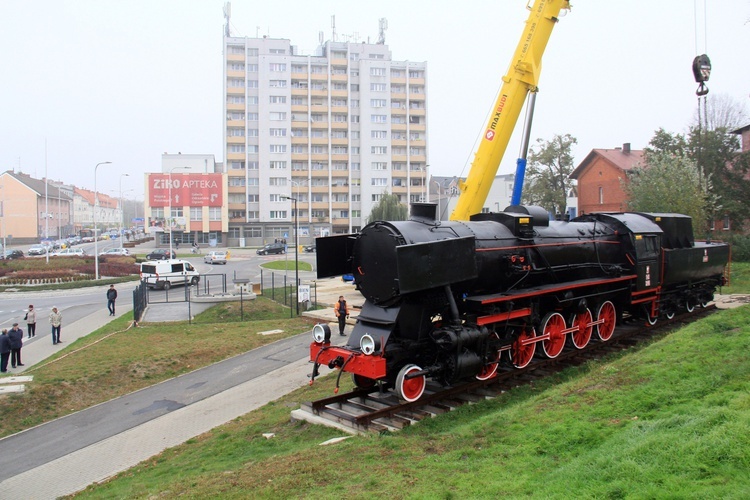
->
left=309, top=204, right=729, bottom=402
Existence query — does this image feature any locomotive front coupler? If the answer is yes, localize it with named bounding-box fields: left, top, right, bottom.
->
left=327, top=355, right=345, bottom=369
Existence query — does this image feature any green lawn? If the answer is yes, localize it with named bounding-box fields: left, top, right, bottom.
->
left=72, top=305, right=750, bottom=499
left=724, top=261, right=750, bottom=294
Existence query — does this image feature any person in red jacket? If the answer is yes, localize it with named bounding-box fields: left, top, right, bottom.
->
left=334, top=296, right=350, bottom=336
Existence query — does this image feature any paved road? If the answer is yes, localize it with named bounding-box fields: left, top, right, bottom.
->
left=0, top=330, right=314, bottom=496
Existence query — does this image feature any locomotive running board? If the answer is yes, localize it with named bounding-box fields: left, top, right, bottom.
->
left=465, top=274, right=638, bottom=305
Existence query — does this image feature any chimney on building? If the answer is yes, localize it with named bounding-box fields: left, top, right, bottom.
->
left=623, top=143, right=631, bottom=153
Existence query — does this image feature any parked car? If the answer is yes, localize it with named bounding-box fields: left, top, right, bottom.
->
left=256, top=242, right=286, bottom=255
left=146, top=249, right=176, bottom=260
left=28, top=245, right=48, bottom=256
left=99, top=248, right=130, bottom=256
left=304, top=244, right=316, bottom=253
left=51, top=248, right=86, bottom=257
left=203, top=250, right=229, bottom=265
left=1, top=249, right=24, bottom=260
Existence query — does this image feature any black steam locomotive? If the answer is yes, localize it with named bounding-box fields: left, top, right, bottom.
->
left=310, top=204, right=729, bottom=402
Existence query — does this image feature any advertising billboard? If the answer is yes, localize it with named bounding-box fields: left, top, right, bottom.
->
left=148, top=173, right=223, bottom=207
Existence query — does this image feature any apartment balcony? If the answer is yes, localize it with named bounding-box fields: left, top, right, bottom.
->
left=410, top=123, right=427, bottom=132
left=409, top=108, right=426, bottom=116
left=226, top=152, right=246, bottom=161
left=311, top=202, right=329, bottom=210
left=311, top=153, right=329, bottom=162
left=391, top=107, right=406, bottom=116
left=291, top=104, right=308, bottom=113
left=291, top=136, right=308, bottom=144
left=226, top=119, right=245, bottom=127
left=409, top=91, right=426, bottom=101
left=331, top=184, right=349, bottom=193
left=409, top=77, right=426, bottom=85
left=227, top=136, right=245, bottom=144
left=391, top=91, right=407, bottom=100
left=391, top=123, right=407, bottom=132
left=410, top=154, right=427, bottom=163
left=291, top=120, right=308, bottom=128
left=226, top=53, right=244, bottom=62
left=226, top=86, right=245, bottom=95
left=331, top=57, right=347, bottom=66
left=392, top=185, right=408, bottom=194
left=291, top=88, right=308, bottom=96
left=310, top=72, right=328, bottom=81
left=331, top=73, right=348, bottom=83
left=331, top=121, right=348, bottom=130
left=392, top=154, right=408, bottom=163
left=331, top=105, right=347, bottom=114
left=331, top=89, right=348, bottom=98
left=310, top=89, right=329, bottom=98
left=291, top=72, right=308, bottom=80
left=226, top=102, right=245, bottom=111
left=311, top=137, right=328, bottom=145
left=228, top=185, right=246, bottom=194
left=331, top=153, right=348, bottom=162
left=310, top=104, right=328, bottom=113
left=310, top=121, right=328, bottom=129
left=291, top=153, right=309, bottom=162
left=228, top=202, right=246, bottom=210
left=391, top=139, right=407, bottom=147
left=310, top=185, right=330, bottom=194
left=226, top=69, right=245, bottom=78
left=331, top=202, right=348, bottom=210
left=331, top=137, right=348, bottom=146
left=390, top=77, right=406, bottom=85
left=409, top=139, right=427, bottom=147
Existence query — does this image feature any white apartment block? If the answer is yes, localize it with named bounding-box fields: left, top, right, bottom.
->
left=224, top=35, right=428, bottom=245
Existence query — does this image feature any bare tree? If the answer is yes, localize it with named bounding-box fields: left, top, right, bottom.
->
left=693, top=93, right=750, bottom=131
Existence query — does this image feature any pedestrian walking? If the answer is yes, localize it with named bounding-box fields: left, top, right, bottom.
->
left=107, top=284, right=118, bottom=316
left=334, top=295, right=350, bottom=336
left=0, top=329, right=10, bottom=373
left=50, top=306, right=63, bottom=345
left=8, top=323, right=24, bottom=368
left=25, top=304, right=37, bottom=338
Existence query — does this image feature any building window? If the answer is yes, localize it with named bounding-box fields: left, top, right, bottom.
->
left=372, top=162, right=387, bottom=170
left=269, top=80, right=287, bottom=88
left=247, top=80, right=258, bottom=88
left=372, top=178, right=388, bottom=187
left=370, top=67, right=386, bottom=76
left=370, top=99, right=387, bottom=108
left=370, top=83, right=386, bottom=92
left=269, top=177, right=288, bottom=186
left=190, top=207, right=203, bottom=221
left=269, top=95, right=287, bottom=104
left=599, top=187, right=604, bottom=204
left=269, top=211, right=287, bottom=219
left=269, top=160, right=287, bottom=169
left=269, top=112, right=287, bottom=121
left=269, top=63, right=287, bottom=72
left=371, top=146, right=388, bottom=155
left=209, top=207, right=222, bottom=221
left=371, top=115, right=387, bottom=124
left=269, top=145, right=287, bottom=153
left=248, top=194, right=259, bottom=203
left=723, top=215, right=731, bottom=230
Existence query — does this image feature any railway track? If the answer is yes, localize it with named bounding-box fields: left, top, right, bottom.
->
left=292, top=306, right=716, bottom=434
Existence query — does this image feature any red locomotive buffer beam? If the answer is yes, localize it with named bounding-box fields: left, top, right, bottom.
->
left=310, top=343, right=387, bottom=381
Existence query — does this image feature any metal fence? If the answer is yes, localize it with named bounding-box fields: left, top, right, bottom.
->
left=259, top=268, right=318, bottom=317
left=132, top=280, right=148, bottom=323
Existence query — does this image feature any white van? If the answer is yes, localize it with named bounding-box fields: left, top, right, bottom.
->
left=140, top=259, right=200, bottom=290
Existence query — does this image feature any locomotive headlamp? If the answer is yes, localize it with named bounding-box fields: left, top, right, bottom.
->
left=312, top=323, right=331, bottom=344
left=360, top=334, right=380, bottom=355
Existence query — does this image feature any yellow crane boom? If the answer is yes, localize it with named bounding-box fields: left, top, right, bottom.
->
left=450, top=0, right=570, bottom=221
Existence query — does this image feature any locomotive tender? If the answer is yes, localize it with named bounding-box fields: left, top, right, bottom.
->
left=310, top=204, right=729, bottom=402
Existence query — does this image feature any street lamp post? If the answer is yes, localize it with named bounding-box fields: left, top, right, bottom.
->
left=432, top=179, right=442, bottom=220
left=119, top=174, right=129, bottom=249
left=281, top=195, right=299, bottom=315
left=168, top=167, right=189, bottom=257
left=94, top=161, right=112, bottom=280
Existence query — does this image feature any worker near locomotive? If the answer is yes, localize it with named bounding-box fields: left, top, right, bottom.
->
left=309, top=204, right=729, bottom=402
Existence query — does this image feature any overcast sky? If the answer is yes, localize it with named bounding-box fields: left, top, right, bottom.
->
left=1, top=0, right=748, bottom=201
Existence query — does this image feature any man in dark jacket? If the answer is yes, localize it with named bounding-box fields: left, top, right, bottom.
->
left=8, top=323, right=24, bottom=368
left=107, top=285, right=118, bottom=316
left=0, top=329, right=10, bottom=372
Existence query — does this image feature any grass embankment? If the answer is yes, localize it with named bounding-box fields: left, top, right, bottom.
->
left=71, top=305, right=750, bottom=498
left=0, top=298, right=313, bottom=438
left=724, top=261, right=750, bottom=294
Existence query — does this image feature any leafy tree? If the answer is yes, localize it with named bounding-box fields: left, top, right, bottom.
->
left=624, top=152, right=717, bottom=235
left=644, top=121, right=750, bottom=232
left=522, top=134, right=577, bottom=215
left=367, top=192, right=408, bottom=223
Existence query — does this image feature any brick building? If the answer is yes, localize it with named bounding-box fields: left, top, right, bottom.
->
left=570, top=143, right=644, bottom=215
